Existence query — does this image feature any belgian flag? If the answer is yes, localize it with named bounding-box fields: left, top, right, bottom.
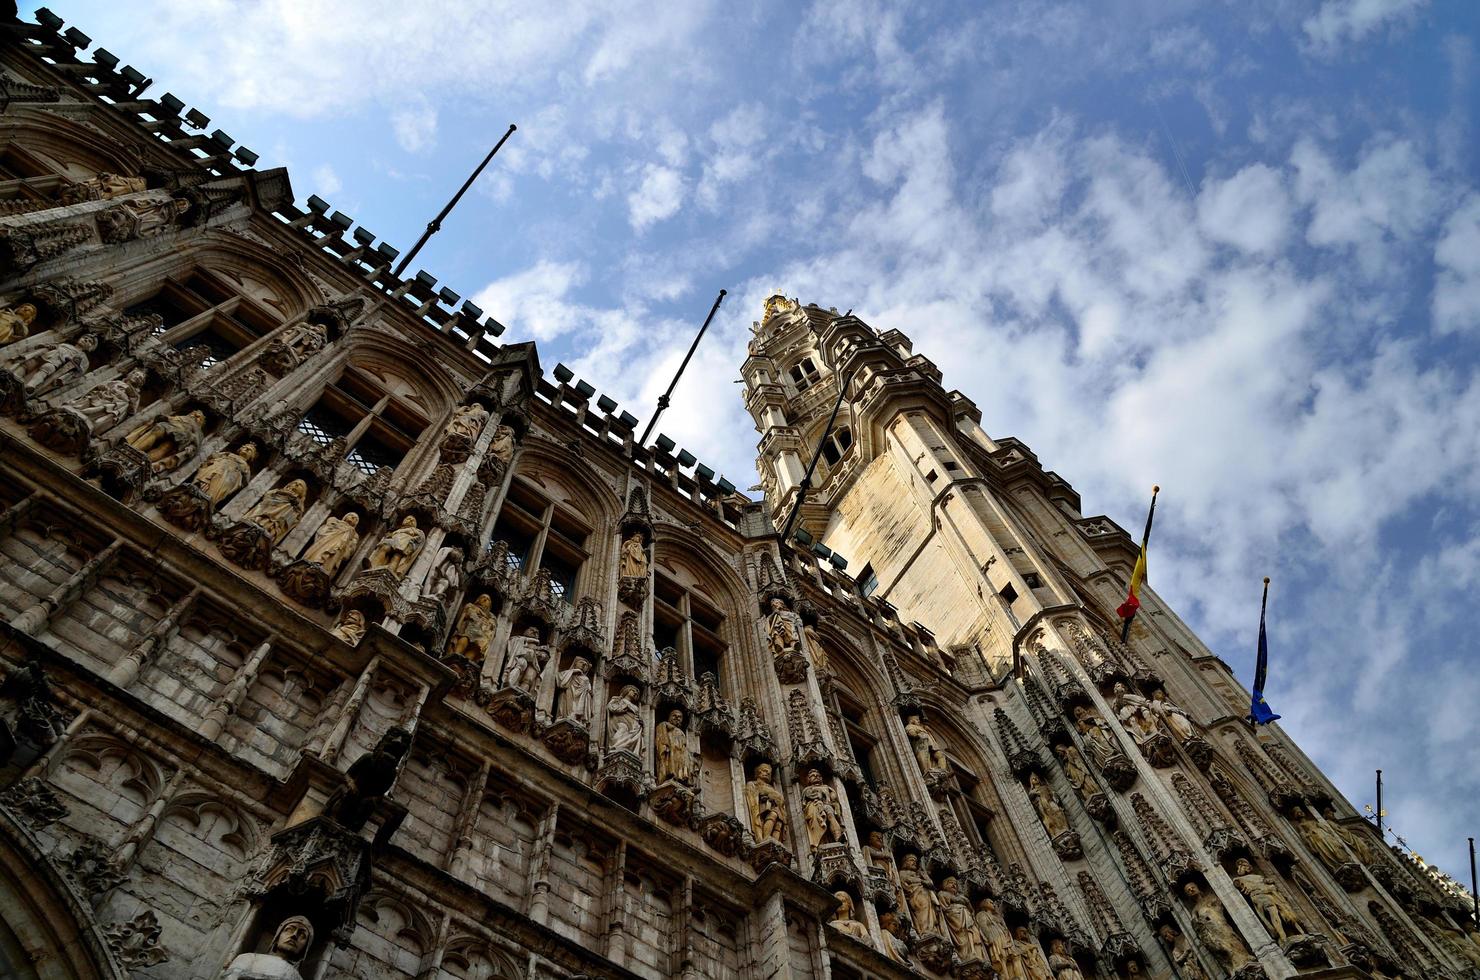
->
left=1116, top=486, right=1158, bottom=642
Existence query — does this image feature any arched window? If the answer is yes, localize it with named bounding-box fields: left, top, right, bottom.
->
left=295, top=364, right=428, bottom=476
left=788, top=355, right=822, bottom=392
left=820, top=425, right=853, bottom=465
left=123, top=268, right=282, bottom=367
left=489, top=477, right=591, bottom=603
left=654, top=571, right=728, bottom=687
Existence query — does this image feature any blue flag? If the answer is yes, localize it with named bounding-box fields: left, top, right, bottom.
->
left=1249, top=578, right=1281, bottom=725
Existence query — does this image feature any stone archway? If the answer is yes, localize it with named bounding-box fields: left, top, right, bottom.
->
left=0, top=805, right=124, bottom=980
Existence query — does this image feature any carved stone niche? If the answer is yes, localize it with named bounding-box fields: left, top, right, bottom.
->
left=242, top=817, right=372, bottom=950
left=594, top=749, right=648, bottom=810
left=812, top=842, right=860, bottom=890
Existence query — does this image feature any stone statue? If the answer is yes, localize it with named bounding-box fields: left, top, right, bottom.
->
left=190, top=443, right=256, bottom=505
left=1149, top=688, right=1196, bottom=742
left=265, top=320, right=327, bottom=373
left=1157, top=922, right=1211, bottom=980
left=878, top=911, right=911, bottom=964
left=0, top=302, right=37, bottom=346
left=1232, top=856, right=1304, bottom=943
left=745, top=762, right=787, bottom=843
left=1053, top=743, right=1094, bottom=799
left=898, top=853, right=943, bottom=937
left=241, top=479, right=308, bottom=544
left=556, top=656, right=594, bottom=726
left=1112, top=682, right=1158, bottom=743
left=939, top=876, right=985, bottom=961
left=904, top=714, right=948, bottom=774
left=1027, top=772, right=1070, bottom=837
left=654, top=708, right=691, bottom=783
left=618, top=532, right=647, bottom=579
left=800, top=767, right=843, bottom=849
left=1183, top=881, right=1251, bottom=970
left=325, top=726, right=413, bottom=831
left=96, top=195, right=191, bottom=242
left=975, top=899, right=1016, bottom=979
left=829, top=891, right=871, bottom=942
left=221, top=915, right=313, bottom=980
left=444, top=402, right=488, bottom=442
left=366, top=515, right=424, bottom=580
left=1047, top=938, right=1083, bottom=980
left=423, top=545, right=462, bottom=603
left=330, top=609, right=366, bottom=646
left=301, top=512, right=360, bottom=576
left=802, top=622, right=829, bottom=673
left=1292, top=806, right=1351, bottom=871
left=49, top=368, right=143, bottom=434
left=1073, top=706, right=1118, bottom=767
left=446, top=594, right=496, bottom=662
left=124, top=408, right=206, bottom=473
left=605, top=684, right=643, bottom=755
left=487, top=424, right=515, bottom=467
left=1012, top=926, right=1054, bottom=980
left=767, top=597, right=798, bottom=658
left=60, top=172, right=145, bottom=203
left=12, top=332, right=96, bottom=394
left=1321, top=806, right=1375, bottom=863
left=863, top=830, right=896, bottom=879
left=501, top=627, right=548, bottom=693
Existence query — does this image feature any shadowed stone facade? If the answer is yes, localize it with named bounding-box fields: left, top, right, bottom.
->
left=1, top=7, right=1478, bottom=980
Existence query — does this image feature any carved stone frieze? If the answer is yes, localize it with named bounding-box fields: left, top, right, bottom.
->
left=0, top=776, right=69, bottom=829
left=104, top=910, right=169, bottom=969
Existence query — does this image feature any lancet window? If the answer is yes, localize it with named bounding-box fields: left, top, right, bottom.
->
left=489, top=479, right=591, bottom=602
left=834, top=687, right=879, bottom=783
left=653, top=571, right=728, bottom=689
left=294, top=365, right=428, bottom=475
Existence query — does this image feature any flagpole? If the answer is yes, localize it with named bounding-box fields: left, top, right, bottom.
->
left=1119, top=485, right=1159, bottom=642
left=637, top=289, right=727, bottom=448
left=1376, top=770, right=1383, bottom=838
left=393, top=123, right=517, bottom=279
left=1469, top=836, right=1477, bottom=927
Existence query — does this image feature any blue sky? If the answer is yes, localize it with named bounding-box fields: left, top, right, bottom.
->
left=37, top=0, right=1480, bottom=881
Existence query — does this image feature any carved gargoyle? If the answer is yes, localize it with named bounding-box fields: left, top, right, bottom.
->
left=323, top=726, right=412, bottom=832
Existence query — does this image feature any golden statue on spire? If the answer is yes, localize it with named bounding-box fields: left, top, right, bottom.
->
left=761, top=292, right=799, bottom=323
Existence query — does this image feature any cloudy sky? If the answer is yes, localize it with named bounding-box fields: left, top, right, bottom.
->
left=39, top=0, right=1480, bottom=879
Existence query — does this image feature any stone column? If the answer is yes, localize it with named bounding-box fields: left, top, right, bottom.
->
left=109, top=587, right=200, bottom=688
left=111, top=766, right=187, bottom=873
left=526, top=802, right=560, bottom=926
left=446, top=760, right=489, bottom=881
left=320, top=656, right=380, bottom=764
left=9, top=538, right=121, bottom=633
left=199, top=636, right=275, bottom=742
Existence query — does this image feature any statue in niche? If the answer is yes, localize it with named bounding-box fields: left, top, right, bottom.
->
left=329, top=609, right=366, bottom=646
left=939, top=876, right=985, bottom=961
left=654, top=708, right=692, bottom=784
left=1012, top=925, right=1054, bottom=980
left=745, top=762, right=787, bottom=843
left=1072, top=706, right=1118, bottom=766
left=829, top=891, right=871, bottom=942
left=96, top=195, right=191, bottom=243
left=486, top=424, right=515, bottom=467
left=898, top=853, right=943, bottom=937
left=446, top=594, right=496, bottom=662
left=60, top=172, right=145, bottom=204
left=221, top=915, right=313, bottom=980
left=1046, top=938, right=1083, bottom=980
left=1053, top=743, right=1094, bottom=799
left=766, top=596, right=798, bottom=658
left=975, top=898, right=1017, bottom=979
left=423, top=545, right=462, bottom=603
left=863, top=830, right=897, bottom=880
left=324, top=725, right=413, bottom=831
left=878, top=911, right=912, bottom=964
left=501, top=627, right=549, bottom=694
left=904, top=714, right=948, bottom=774
left=556, top=656, right=594, bottom=726
left=618, top=532, right=647, bottom=579
left=1183, top=881, right=1252, bottom=971
left=1291, top=805, right=1352, bottom=871
left=605, top=684, right=643, bottom=755
left=1320, top=805, right=1375, bottom=863
left=190, top=443, right=256, bottom=505
left=444, top=402, right=487, bottom=442
left=44, top=367, right=144, bottom=436
left=241, top=479, right=308, bottom=544
left=800, top=767, right=843, bottom=849
left=1148, top=688, right=1196, bottom=742
left=0, top=302, right=37, bottom=346
left=1232, top=856, right=1305, bottom=943
left=301, top=512, right=360, bottom=576
left=1027, top=772, right=1070, bottom=838
left=1112, top=682, right=1158, bottom=743
left=803, top=622, right=829, bottom=673
left=124, top=408, right=206, bottom=473
left=11, top=332, right=96, bottom=394
left=1156, top=922, right=1211, bottom=980
left=366, top=515, right=424, bottom=579
left=263, top=320, right=326, bottom=374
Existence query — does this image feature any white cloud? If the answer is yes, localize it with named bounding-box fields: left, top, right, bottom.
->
left=391, top=99, right=438, bottom=154
left=1433, top=193, right=1480, bottom=334
left=1302, top=0, right=1429, bottom=55
left=627, top=164, right=686, bottom=231
left=470, top=260, right=588, bottom=342
left=1196, top=163, right=1290, bottom=254
left=311, top=163, right=343, bottom=196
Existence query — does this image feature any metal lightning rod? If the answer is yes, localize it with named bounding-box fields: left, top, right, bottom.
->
left=392, top=123, right=517, bottom=280
left=637, top=289, right=727, bottom=448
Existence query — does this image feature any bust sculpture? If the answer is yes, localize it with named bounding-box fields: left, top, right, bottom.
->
left=221, top=916, right=313, bottom=980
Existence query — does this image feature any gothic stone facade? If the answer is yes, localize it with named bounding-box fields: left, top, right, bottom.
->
left=0, top=9, right=1478, bottom=980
